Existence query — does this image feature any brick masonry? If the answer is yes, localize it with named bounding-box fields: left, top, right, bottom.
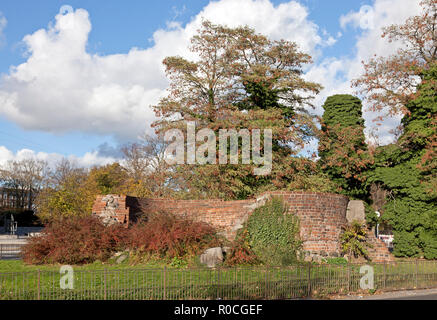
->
left=92, top=191, right=393, bottom=262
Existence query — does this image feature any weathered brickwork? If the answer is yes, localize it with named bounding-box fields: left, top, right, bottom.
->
left=266, top=191, right=349, bottom=259
left=92, top=191, right=393, bottom=262
left=92, top=195, right=130, bottom=226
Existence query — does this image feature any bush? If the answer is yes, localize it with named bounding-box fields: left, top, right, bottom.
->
left=340, top=221, right=372, bottom=261
left=22, top=212, right=220, bottom=265
left=245, top=197, right=302, bottom=266
left=225, top=229, right=260, bottom=266
left=126, top=212, right=220, bottom=259
left=22, top=216, right=129, bottom=265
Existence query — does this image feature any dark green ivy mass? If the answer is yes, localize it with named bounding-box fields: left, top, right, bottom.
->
left=318, top=94, right=370, bottom=199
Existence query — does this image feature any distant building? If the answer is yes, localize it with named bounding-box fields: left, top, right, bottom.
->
left=0, top=187, right=31, bottom=210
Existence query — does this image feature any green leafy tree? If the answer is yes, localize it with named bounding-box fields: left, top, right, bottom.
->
left=35, top=165, right=95, bottom=222
left=318, top=94, right=372, bottom=199
left=36, top=161, right=134, bottom=222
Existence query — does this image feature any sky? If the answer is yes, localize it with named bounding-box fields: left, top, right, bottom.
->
left=0, top=0, right=423, bottom=167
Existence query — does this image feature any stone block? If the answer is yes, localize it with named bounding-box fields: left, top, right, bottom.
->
left=346, top=200, right=365, bottom=223
left=199, top=247, right=224, bottom=268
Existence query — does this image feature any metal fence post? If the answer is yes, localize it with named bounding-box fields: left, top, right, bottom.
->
left=265, top=267, right=268, bottom=299
left=217, top=267, right=220, bottom=299
left=383, top=263, right=387, bottom=289
left=104, top=268, right=107, bottom=300
left=37, top=269, right=40, bottom=300
left=415, top=260, right=418, bottom=288
left=347, top=264, right=351, bottom=293
left=307, top=264, right=311, bottom=297
left=163, top=266, right=167, bottom=300
left=0, top=244, right=2, bottom=259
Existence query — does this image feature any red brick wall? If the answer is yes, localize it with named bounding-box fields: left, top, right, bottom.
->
left=366, top=232, right=395, bottom=263
left=267, top=191, right=349, bottom=259
left=92, top=191, right=394, bottom=261
left=132, top=197, right=257, bottom=240
left=92, top=191, right=351, bottom=259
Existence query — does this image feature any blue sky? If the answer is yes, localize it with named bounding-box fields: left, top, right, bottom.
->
left=0, top=0, right=420, bottom=166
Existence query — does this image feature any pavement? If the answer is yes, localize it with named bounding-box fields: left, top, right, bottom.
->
left=0, top=229, right=34, bottom=259
left=336, top=288, right=437, bottom=300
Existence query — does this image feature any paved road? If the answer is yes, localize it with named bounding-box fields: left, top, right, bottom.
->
left=340, top=288, right=437, bottom=300
left=388, top=294, right=437, bottom=300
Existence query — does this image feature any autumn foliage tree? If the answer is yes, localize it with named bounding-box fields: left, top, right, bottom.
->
left=121, top=133, right=175, bottom=198
left=353, top=0, right=437, bottom=117
left=353, top=0, right=437, bottom=258
left=36, top=161, right=134, bottom=221
left=153, top=20, right=322, bottom=199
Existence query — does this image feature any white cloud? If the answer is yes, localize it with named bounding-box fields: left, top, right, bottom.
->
left=192, top=0, right=333, bottom=56
left=0, top=1, right=334, bottom=142
left=0, top=9, right=165, bottom=141
left=0, top=145, right=115, bottom=169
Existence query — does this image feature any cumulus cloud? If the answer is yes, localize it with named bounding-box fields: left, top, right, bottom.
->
left=192, top=0, right=333, bottom=55
left=0, top=8, right=165, bottom=141
left=0, top=145, right=116, bottom=169
left=0, top=1, right=335, bottom=143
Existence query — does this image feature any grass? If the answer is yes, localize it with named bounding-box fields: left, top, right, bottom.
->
left=0, top=259, right=168, bottom=272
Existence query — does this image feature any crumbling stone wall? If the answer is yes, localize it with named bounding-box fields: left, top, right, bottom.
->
left=92, top=195, right=130, bottom=226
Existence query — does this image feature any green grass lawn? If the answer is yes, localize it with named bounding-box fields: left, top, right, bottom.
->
left=0, top=258, right=168, bottom=272
left=1, top=259, right=437, bottom=300
left=0, top=261, right=311, bottom=300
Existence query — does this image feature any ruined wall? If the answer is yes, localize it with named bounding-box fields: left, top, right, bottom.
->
left=92, top=191, right=393, bottom=262
left=92, top=195, right=130, bottom=226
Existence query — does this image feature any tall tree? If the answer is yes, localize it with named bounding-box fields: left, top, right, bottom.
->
left=152, top=20, right=322, bottom=199
left=121, top=134, right=175, bottom=198
left=367, top=65, right=437, bottom=258
left=352, top=0, right=437, bottom=258
left=318, top=95, right=372, bottom=199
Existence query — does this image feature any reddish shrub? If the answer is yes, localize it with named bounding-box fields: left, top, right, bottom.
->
left=22, top=216, right=129, bottom=265
left=127, top=212, right=219, bottom=258
left=22, top=212, right=220, bottom=265
left=225, top=230, right=260, bottom=266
